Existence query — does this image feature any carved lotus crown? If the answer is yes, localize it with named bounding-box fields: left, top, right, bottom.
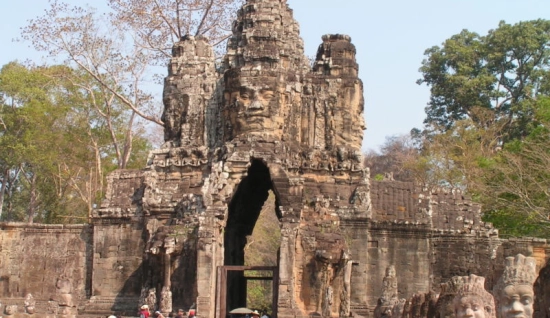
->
left=454, top=274, right=495, bottom=309
left=495, top=254, right=537, bottom=289
left=440, top=275, right=466, bottom=295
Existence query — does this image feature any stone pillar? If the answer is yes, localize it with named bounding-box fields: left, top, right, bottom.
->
left=160, top=253, right=173, bottom=313
left=196, top=216, right=217, bottom=318
left=340, top=260, right=353, bottom=317
left=277, top=223, right=298, bottom=317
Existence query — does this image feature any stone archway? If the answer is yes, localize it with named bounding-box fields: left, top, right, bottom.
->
left=223, top=159, right=282, bottom=312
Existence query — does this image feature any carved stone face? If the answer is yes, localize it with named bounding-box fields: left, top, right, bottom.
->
left=386, top=266, right=396, bottom=277
left=224, top=73, right=284, bottom=139
left=26, top=306, right=35, bottom=314
left=5, top=305, right=17, bottom=315
left=455, top=296, right=487, bottom=318
left=233, top=86, right=278, bottom=134
left=499, top=284, right=534, bottom=318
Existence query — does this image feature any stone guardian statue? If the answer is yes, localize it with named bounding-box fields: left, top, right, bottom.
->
left=453, top=274, right=495, bottom=318
left=493, top=254, right=537, bottom=318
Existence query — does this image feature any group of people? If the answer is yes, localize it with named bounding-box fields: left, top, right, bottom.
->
left=138, top=305, right=196, bottom=318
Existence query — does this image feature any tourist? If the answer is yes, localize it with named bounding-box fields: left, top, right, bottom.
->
left=139, top=305, right=151, bottom=318
left=250, top=310, right=260, bottom=318
left=154, top=310, right=166, bottom=318
left=188, top=309, right=196, bottom=318
left=176, top=309, right=186, bottom=318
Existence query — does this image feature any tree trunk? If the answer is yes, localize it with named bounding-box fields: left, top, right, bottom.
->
left=0, top=168, right=8, bottom=220
left=28, top=174, right=37, bottom=224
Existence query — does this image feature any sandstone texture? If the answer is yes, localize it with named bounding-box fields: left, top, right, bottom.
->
left=1, top=0, right=550, bottom=317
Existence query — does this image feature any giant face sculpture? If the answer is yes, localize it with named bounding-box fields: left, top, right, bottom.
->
left=494, top=254, right=537, bottom=318
left=224, top=70, right=285, bottom=140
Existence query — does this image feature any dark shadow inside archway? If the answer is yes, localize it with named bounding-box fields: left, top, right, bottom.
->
left=224, top=159, right=282, bottom=311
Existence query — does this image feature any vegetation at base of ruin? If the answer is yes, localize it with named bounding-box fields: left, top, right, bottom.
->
left=0, top=62, right=151, bottom=223
left=367, top=19, right=550, bottom=238
left=244, top=191, right=280, bottom=312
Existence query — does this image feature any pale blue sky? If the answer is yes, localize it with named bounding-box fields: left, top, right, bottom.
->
left=1, top=0, right=549, bottom=151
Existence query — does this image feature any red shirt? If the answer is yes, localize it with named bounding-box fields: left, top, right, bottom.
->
left=140, top=310, right=150, bottom=318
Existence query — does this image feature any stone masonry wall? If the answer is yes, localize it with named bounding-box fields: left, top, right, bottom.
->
left=89, top=223, right=144, bottom=307
left=366, top=224, right=432, bottom=308
left=0, top=223, right=91, bottom=312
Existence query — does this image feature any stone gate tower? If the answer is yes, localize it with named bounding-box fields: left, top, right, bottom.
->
left=97, top=0, right=367, bottom=316
left=88, top=0, right=537, bottom=317
left=1, top=0, right=547, bottom=317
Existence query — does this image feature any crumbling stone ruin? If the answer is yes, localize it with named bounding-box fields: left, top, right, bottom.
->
left=2, top=0, right=550, bottom=317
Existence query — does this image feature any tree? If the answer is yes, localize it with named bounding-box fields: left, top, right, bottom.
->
left=20, top=0, right=242, bottom=168
left=479, top=97, right=550, bottom=237
left=418, top=20, right=550, bottom=143
left=108, top=0, right=241, bottom=59
left=364, top=134, right=420, bottom=182
left=0, top=62, right=77, bottom=222
left=0, top=62, right=151, bottom=223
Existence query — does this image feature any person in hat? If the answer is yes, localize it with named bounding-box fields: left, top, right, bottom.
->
left=250, top=310, right=260, bottom=318
left=139, top=305, right=150, bottom=318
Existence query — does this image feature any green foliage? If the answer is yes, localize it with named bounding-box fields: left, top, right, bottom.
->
left=0, top=62, right=152, bottom=223
left=418, top=19, right=550, bottom=143
left=483, top=209, right=548, bottom=238
left=475, top=97, right=550, bottom=237
left=244, top=191, right=280, bottom=312
left=417, top=19, right=550, bottom=237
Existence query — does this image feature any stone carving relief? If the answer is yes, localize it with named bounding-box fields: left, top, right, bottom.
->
left=160, top=286, right=173, bottom=314
left=140, top=287, right=157, bottom=312
left=314, top=196, right=331, bottom=218
left=24, top=293, right=36, bottom=314
left=4, top=304, right=17, bottom=316
left=55, top=277, right=76, bottom=318
left=374, top=265, right=407, bottom=318
left=223, top=70, right=286, bottom=140
left=350, top=185, right=371, bottom=216
left=56, top=277, right=74, bottom=307
left=175, top=194, right=205, bottom=218
left=5, top=1, right=539, bottom=318
left=405, top=292, right=437, bottom=318
left=453, top=275, right=495, bottom=318
left=436, top=276, right=465, bottom=318
left=493, top=254, right=536, bottom=318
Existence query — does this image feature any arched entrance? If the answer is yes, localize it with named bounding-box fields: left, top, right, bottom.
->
left=220, top=159, right=282, bottom=317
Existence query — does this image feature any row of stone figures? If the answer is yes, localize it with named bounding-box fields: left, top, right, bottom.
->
left=374, top=254, right=536, bottom=318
